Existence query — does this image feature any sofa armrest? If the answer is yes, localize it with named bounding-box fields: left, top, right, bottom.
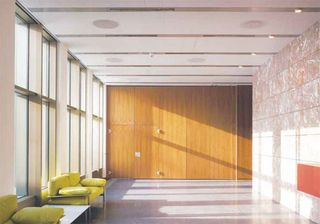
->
left=81, top=178, right=107, bottom=187
left=11, top=207, right=64, bottom=224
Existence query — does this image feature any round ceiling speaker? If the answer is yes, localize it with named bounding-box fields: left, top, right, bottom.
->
left=241, top=20, right=266, bottom=29
left=106, top=58, right=123, bottom=63
left=188, top=58, right=206, bottom=63
left=93, top=19, right=119, bottom=29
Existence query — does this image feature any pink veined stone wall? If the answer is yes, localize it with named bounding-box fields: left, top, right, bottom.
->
left=252, top=21, right=320, bottom=223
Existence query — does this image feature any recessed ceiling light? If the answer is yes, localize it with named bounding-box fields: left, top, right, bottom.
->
left=106, top=58, right=123, bottom=63
left=251, top=52, right=256, bottom=56
left=268, top=35, right=275, bottom=39
left=238, top=65, right=243, bottom=68
left=93, top=19, right=119, bottom=29
left=241, top=20, right=266, bottom=29
left=188, top=58, right=206, bottom=63
left=294, top=8, right=302, bottom=13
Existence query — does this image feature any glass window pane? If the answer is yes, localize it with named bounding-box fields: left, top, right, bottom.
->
left=80, top=70, right=86, bottom=111
left=41, top=102, right=49, bottom=188
left=92, top=118, right=100, bottom=170
left=93, top=80, right=100, bottom=116
left=67, top=109, right=71, bottom=171
left=42, top=38, right=50, bottom=96
left=15, top=16, right=29, bottom=88
left=99, top=84, right=103, bottom=117
left=100, top=120, right=103, bottom=169
left=70, top=111, right=80, bottom=172
left=70, top=62, right=80, bottom=108
left=80, top=114, right=86, bottom=175
left=15, top=94, right=28, bottom=197
left=67, top=60, right=71, bottom=105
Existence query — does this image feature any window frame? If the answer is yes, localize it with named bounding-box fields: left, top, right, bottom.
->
left=14, top=14, right=30, bottom=198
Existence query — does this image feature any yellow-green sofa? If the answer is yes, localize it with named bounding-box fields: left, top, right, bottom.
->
left=0, top=195, right=64, bottom=224
left=48, top=172, right=107, bottom=205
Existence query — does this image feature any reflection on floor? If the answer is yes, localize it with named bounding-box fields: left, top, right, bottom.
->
left=89, top=179, right=315, bottom=224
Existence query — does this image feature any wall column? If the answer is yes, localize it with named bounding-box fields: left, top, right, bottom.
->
left=0, top=0, right=15, bottom=195
left=86, top=71, right=93, bottom=177
left=56, top=43, right=69, bottom=174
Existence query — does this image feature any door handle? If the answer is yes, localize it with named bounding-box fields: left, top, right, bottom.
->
left=108, top=129, right=112, bottom=134
left=156, top=170, right=161, bottom=176
left=157, top=128, right=161, bottom=134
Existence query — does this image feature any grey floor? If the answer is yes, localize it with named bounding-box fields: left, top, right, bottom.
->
left=89, top=179, right=315, bottom=224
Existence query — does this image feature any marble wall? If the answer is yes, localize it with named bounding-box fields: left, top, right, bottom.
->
left=253, top=21, right=320, bottom=223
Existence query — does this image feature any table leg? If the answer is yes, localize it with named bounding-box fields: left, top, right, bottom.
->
left=85, top=209, right=88, bottom=224
left=89, top=206, right=92, bottom=222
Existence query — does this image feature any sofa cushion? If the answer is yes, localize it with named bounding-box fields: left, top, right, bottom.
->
left=48, top=174, right=70, bottom=196
left=3, top=220, right=15, bottom=224
left=11, top=207, right=64, bottom=224
left=81, top=178, right=107, bottom=187
left=85, top=187, right=104, bottom=203
left=59, top=187, right=91, bottom=196
left=0, top=195, right=17, bottom=223
left=67, top=172, right=81, bottom=186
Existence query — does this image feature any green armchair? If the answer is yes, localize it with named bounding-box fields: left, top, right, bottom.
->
left=0, top=195, right=64, bottom=224
left=48, top=172, right=107, bottom=205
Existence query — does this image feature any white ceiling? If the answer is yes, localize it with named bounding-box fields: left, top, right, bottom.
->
left=19, top=0, right=320, bottom=85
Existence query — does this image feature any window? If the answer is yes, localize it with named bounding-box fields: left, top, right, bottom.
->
left=14, top=15, right=29, bottom=197
left=41, top=102, right=49, bottom=188
left=80, top=70, right=87, bottom=175
left=14, top=94, right=29, bottom=197
left=15, top=16, right=29, bottom=89
left=67, top=60, right=84, bottom=173
left=41, top=34, right=56, bottom=188
left=42, top=38, right=50, bottom=97
left=92, top=79, right=104, bottom=171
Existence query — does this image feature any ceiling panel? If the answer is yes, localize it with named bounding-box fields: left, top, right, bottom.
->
left=76, top=54, right=271, bottom=66
left=92, top=66, right=257, bottom=76
left=62, top=37, right=294, bottom=53
left=20, top=0, right=320, bottom=8
left=97, top=75, right=252, bottom=84
left=18, top=0, right=320, bottom=85
left=29, top=11, right=320, bottom=35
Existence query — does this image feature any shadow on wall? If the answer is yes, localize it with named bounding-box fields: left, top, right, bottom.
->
left=130, top=86, right=252, bottom=178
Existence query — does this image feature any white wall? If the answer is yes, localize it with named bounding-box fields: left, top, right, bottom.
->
left=253, top=21, right=320, bottom=224
left=0, top=0, right=15, bottom=195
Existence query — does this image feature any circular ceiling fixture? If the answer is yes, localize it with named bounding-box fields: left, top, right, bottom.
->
left=188, top=58, right=206, bottom=63
left=106, top=58, right=123, bottom=63
left=93, top=19, right=119, bottom=29
left=241, top=20, right=266, bottom=29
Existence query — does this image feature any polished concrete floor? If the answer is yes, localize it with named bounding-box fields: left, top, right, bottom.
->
left=87, top=179, right=315, bottom=224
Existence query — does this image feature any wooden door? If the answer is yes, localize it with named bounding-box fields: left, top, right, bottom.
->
left=236, top=86, right=252, bottom=179
left=158, top=87, right=187, bottom=178
left=107, top=87, right=135, bottom=125
left=209, top=87, right=237, bottom=179
left=134, top=87, right=161, bottom=178
left=107, top=124, right=135, bottom=177
left=186, top=87, right=212, bottom=179
left=107, top=87, right=135, bottom=178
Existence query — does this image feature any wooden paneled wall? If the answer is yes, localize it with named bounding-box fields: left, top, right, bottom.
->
left=107, top=86, right=252, bottom=180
